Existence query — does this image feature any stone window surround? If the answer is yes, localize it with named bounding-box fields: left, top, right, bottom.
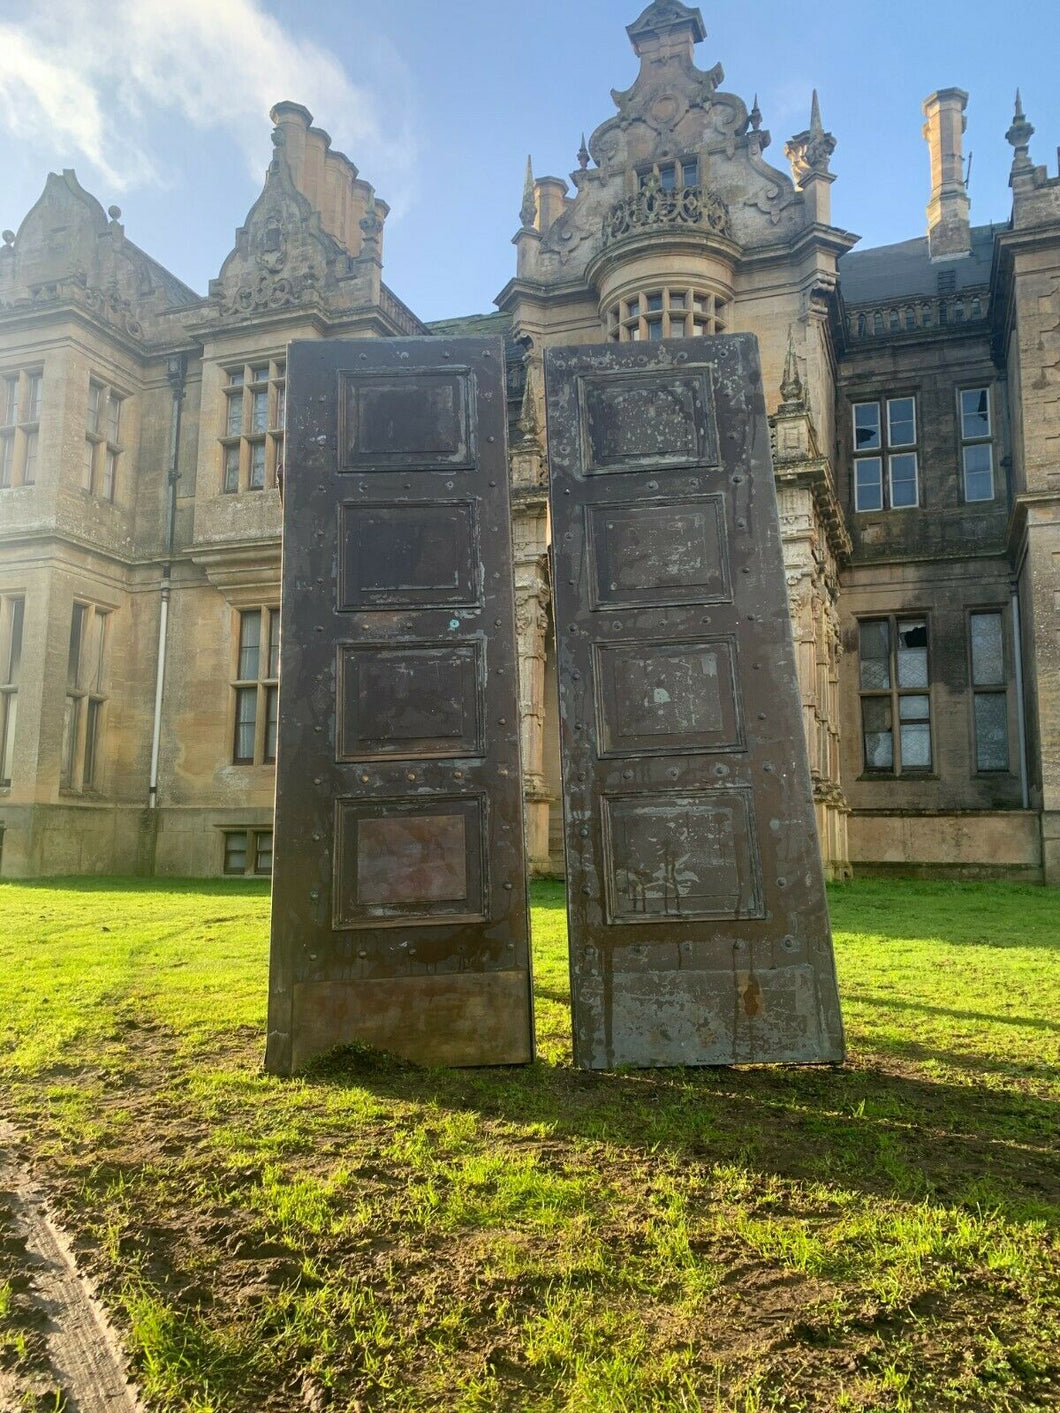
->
left=605, top=285, right=729, bottom=343
left=958, top=385, right=995, bottom=504
left=0, top=366, right=43, bottom=489
left=851, top=394, right=920, bottom=513
left=221, top=826, right=273, bottom=876
left=60, top=600, right=110, bottom=795
left=231, top=606, right=279, bottom=767
left=83, top=376, right=125, bottom=502
left=857, top=614, right=934, bottom=778
left=0, top=593, right=24, bottom=788
left=220, top=357, right=286, bottom=495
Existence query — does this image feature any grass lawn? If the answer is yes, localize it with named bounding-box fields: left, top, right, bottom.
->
left=0, top=877, right=1057, bottom=1412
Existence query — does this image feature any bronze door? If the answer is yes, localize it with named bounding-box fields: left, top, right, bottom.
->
left=545, top=336, right=844, bottom=1069
left=267, top=337, right=533, bottom=1073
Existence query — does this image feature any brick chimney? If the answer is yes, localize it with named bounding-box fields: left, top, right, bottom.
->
left=922, top=88, right=972, bottom=259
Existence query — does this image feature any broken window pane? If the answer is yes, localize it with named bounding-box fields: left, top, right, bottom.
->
left=896, top=621, right=928, bottom=686
left=960, top=387, right=990, bottom=440
left=853, top=402, right=881, bottom=451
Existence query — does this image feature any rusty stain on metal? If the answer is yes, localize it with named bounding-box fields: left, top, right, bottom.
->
left=742, top=976, right=762, bottom=1018
left=545, top=335, right=844, bottom=1069
left=266, top=337, right=533, bottom=1074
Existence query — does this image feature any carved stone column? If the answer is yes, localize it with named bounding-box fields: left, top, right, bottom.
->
left=770, top=329, right=852, bottom=879
left=508, top=352, right=554, bottom=875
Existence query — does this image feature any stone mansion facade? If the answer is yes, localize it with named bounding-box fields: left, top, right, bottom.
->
left=1, top=0, right=1058, bottom=883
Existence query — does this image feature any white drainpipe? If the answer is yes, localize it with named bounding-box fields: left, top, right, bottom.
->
left=149, top=356, right=187, bottom=809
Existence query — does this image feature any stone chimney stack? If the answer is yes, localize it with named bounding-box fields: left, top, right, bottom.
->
left=922, top=88, right=972, bottom=259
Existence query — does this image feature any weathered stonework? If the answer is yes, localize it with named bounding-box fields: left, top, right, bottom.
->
left=0, top=1, right=1057, bottom=883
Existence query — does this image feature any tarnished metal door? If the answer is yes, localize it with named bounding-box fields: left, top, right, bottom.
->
left=267, top=337, right=533, bottom=1074
left=545, top=336, right=844, bottom=1069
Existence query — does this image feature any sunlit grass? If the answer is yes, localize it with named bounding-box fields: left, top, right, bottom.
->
left=0, top=876, right=1057, bottom=1411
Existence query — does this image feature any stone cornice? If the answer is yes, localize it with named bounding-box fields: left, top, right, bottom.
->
left=1006, top=487, right=1060, bottom=562
left=189, top=538, right=282, bottom=600
left=772, top=456, right=852, bottom=564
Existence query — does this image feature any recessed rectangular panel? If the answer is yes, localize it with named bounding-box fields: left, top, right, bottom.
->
left=594, top=638, right=743, bottom=756
left=577, top=369, right=718, bottom=475
left=340, top=368, right=473, bottom=471
left=588, top=498, right=730, bottom=608
left=338, top=502, right=478, bottom=609
left=333, top=795, right=485, bottom=928
left=337, top=642, right=483, bottom=759
left=602, top=790, right=764, bottom=922
left=358, top=815, right=467, bottom=903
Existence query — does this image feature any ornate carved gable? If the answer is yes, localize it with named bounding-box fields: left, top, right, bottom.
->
left=0, top=169, right=197, bottom=336
left=209, top=125, right=383, bottom=323
left=212, top=136, right=337, bottom=319
left=524, top=2, right=809, bottom=281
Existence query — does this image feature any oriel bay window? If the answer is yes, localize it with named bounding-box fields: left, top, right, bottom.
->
left=959, top=387, right=995, bottom=503
left=60, top=601, right=110, bottom=792
left=606, top=287, right=728, bottom=342
left=859, top=617, right=932, bottom=774
left=969, top=611, right=1009, bottom=772
left=220, top=359, right=286, bottom=493
left=853, top=396, right=919, bottom=512
left=0, top=594, right=24, bottom=786
left=232, top=608, right=279, bottom=765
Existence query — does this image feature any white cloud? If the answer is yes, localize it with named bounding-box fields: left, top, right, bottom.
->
left=0, top=0, right=417, bottom=201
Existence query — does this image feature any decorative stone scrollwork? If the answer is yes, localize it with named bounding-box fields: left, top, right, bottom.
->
left=602, top=183, right=730, bottom=245
left=28, top=275, right=144, bottom=339
left=81, top=282, right=143, bottom=338
left=219, top=265, right=319, bottom=318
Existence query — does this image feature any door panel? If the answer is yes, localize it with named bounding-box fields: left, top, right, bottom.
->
left=267, top=337, right=533, bottom=1073
left=545, top=336, right=844, bottom=1069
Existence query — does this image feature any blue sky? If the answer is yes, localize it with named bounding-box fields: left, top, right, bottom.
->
left=1, top=0, right=1057, bottom=323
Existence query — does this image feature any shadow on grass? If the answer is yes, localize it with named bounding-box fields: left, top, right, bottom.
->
left=302, top=1042, right=1060, bottom=1227
left=844, top=988, right=1060, bottom=1036
left=1, top=876, right=272, bottom=896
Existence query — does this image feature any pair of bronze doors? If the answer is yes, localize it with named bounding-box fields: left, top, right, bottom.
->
left=266, top=336, right=843, bottom=1074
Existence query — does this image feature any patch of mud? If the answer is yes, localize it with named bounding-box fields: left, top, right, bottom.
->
left=0, top=1122, right=141, bottom=1413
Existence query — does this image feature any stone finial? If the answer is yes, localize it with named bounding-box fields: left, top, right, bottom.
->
left=922, top=88, right=971, bottom=258
left=2, top=231, right=14, bottom=246
left=779, top=326, right=806, bottom=411
left=1006, top=89, right=1035, bottom=173
left=520, top=156, right=537, bottom=229
left=749, top=94, right=762, bottom=133
left=517, top=359, right=541, bottom=442
left=626, top=0, right=706, bottom=49
left=785, top=91, right=837, bottom=186
left=577, top=134, right=590, bottom=171
left=359, top=197, right=383, bottom=257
